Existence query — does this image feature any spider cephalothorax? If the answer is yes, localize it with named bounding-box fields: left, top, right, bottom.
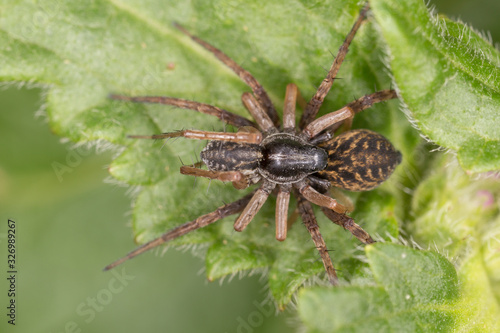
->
left=105, top=3, right=401, bottom=285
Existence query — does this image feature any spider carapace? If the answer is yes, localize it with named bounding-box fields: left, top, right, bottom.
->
left=105, top=3, right=401, bottom=285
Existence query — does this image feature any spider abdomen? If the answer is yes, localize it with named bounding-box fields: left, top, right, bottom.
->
left=201, top=141, right=261, bottom=171
left=318, top=129, right=402, bottom=191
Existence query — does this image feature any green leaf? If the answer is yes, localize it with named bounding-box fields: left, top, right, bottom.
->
left=370, top=0, right=500, bottom=173
left=298, top=243, right=459, bottom=333
left=409, top=153, right=500, bottom=331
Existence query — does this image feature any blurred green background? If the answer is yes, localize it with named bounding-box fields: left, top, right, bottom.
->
left=1, top=0, right=499, bottom=332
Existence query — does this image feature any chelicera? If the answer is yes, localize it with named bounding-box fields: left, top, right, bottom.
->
left=105, top=4, right=401, bottom=285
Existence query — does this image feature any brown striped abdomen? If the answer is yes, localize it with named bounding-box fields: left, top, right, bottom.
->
left=318, top=129, right=402, bottom=191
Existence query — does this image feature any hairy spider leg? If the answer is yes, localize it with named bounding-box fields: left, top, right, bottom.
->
left=346, top=89, right=398, bottom=113
left=104, top=192, right=255, bottom=271
left=321, top=207, right=374, bottom=244
left=296, top=192, right=338, bottom=285
left=301, top=106, right=355, bottom=139
left=276, top=185, right=291, bottom=241
left=340, top=89, right=398, bottom=132
left=313, top=89, right=399, bottom=141
left=234, top=181, right=276, bottom=232
left=299, top=3, right=371, bottom=128
left=304, top=90, right=398, bottom=145
left=128, top=129, right=262, bottom=144
left=180, top=165, right=250, bottom=190
left=109, top=94, right=255, bottom=128
left=283, top=84, right=298, bottom=131
left=241, top=92, right=277, bottom=133
left=296, top=180, right=348, bottom=214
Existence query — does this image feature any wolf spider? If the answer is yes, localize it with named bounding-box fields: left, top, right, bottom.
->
left=105, top=4, right=401, bottom=285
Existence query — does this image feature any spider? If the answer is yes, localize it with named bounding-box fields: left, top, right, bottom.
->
left=104, top=4, right=401, bottom=285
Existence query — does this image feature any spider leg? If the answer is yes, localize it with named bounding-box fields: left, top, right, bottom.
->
left=234, top=181, right=276, bottom=232
left=128, top=129, right=262, bottom=144
left=321, top=207, right=374, bottom=244
left=295, top=180, right=349, bottom=214
left=296, top=192, right=338, bottom=285
left=328, top=89, right=399, bottom=136
left=301, top=106, right=354, bottom=139
left=241, top=92, right=277, bottom=133
left=283, top=83, right=298, bottom=132
left=329, top=187, right=355, bottom=213
left=109, top=94, right=255, bottom=128
left=174, top=23, right=279, bottom=127
left=180, top=165, right=249, bottom=190
left=299, top=3, right=370, bottom=129
left=276, top=185, right=291, bottom=241
left=347, top=89, right=398, bottom=114
left=103, top=191, right=255, bottom=271
left=303, top=89, right=398, bottom=144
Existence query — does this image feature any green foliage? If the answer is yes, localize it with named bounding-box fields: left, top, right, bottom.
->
left=371, top=0, right=500, bottom=173
left=1, top=0, right=499, bottom=329
left=298, top=244, right=459, bottom=332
